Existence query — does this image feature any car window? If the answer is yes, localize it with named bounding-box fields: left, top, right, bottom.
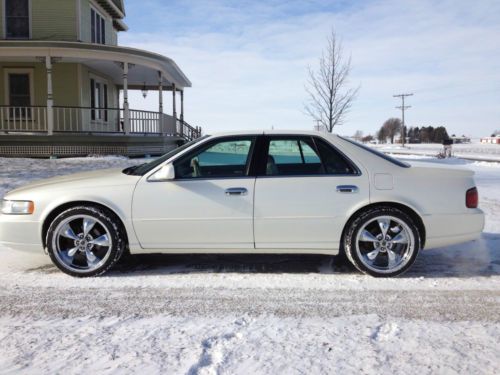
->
left=314, top=138, right=358, bottom=175
left=266, top=138, right=325, bottom=176
left=174, top=138, right=254, bottom=179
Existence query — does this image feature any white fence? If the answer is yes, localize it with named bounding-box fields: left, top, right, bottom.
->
left=0, top=106, right=47, bottom=132
left=1, top=105, right=202, bottom=141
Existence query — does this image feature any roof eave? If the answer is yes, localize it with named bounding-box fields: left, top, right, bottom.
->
left=113, top=19, right=128, bottom=32
left=96, top=0, right=125, bottom=19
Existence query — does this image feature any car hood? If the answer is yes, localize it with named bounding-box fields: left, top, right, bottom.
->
left=5, top=168, right=141, bottom=198
left=406, top=160, right=475, bottom=177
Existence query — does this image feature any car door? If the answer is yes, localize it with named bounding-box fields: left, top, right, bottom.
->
left=254, top=135, right=369, bottom=250
left=132, top=136, right=257, bottom=249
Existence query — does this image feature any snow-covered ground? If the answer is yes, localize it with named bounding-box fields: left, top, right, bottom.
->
left=373, top=142, right=500, bottom=162
left=0, top=155, right=499, bottom=374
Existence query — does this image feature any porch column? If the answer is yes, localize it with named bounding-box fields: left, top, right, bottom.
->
left=172, top=84, right=179, bottom=136
left=45, top=56, right=54, bottom=135
left=158, top=71, right=164, bottom=135
left=180, top=90, right=184, bottom=123
left=121, top=63, right=130, bottom=134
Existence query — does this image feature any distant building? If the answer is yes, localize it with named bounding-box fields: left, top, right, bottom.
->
left=0, top=0, right=201, bottom=157
left=480, top=136, right=500, bottom=144
left=450, top=135, right=471, bottom=144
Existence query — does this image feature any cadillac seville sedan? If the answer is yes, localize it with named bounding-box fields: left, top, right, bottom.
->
left=0, top=131, right=485, bottom=277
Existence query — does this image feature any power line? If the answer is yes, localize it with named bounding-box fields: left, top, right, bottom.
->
left=393, top=93, right=413, bottom=147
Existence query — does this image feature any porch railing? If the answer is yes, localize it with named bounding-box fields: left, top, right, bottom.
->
left=0, top=106, right=48, bottom=132
left=53, top=106, right=122, bottom=133
left=0, top=105, right=202, bottom=141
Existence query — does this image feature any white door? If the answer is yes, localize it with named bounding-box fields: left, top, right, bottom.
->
left=254, top=136, right=369, bottom=250
left=132, top=136, right=257, bottom=249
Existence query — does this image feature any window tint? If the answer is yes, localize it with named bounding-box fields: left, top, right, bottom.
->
left=314, top=138, right=358, bottom=175
left=6, top=0, right=29, bottom=39
left=266, top=138, right=324, bottom=176
left=174, top=138, right=254, bottom=179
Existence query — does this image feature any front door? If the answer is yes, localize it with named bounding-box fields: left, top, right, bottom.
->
left=132, top=136, right=257, bottom=249
left=254, top=135, right=369, bottom=250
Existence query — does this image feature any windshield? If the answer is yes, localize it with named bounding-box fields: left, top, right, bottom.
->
left=338, top=136, right=411, bottom=168
left=122, top=135, right=210, bottom=176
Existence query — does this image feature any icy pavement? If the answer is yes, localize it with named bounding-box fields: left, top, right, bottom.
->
left=0, top=156, right=499, bottom=374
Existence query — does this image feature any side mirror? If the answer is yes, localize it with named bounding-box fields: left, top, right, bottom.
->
left=149, top=164, right=175, bottom=181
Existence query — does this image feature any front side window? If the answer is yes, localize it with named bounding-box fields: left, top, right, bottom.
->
left=91, top=8, right=106, bottom=44
left=5, top=0, right=30, bottom=39
left=266, top=138, right=324, bottom=176
left=174, top=138, right=254, bottom=179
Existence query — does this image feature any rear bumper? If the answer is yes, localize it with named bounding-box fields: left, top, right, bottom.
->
left=0, top=214, right=44, bottom=253
left=423, top=209, right=485, bottom=249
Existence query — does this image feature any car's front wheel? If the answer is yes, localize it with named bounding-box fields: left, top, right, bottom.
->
left=46, top=205, right=125, bottom=277
left=344, top=207, right=421, bottom=277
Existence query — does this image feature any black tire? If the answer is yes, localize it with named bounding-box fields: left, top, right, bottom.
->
left=343, top=206, right=421, bottom=277
left=46, top=205, right=126, bottom=277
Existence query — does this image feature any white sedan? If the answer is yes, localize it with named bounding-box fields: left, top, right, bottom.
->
left=0, top=131, right=484, bottom=277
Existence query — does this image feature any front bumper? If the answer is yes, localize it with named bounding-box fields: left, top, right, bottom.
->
left=423, top=209, right=485, bottom=249
left=0, top=213, right=44, bottom=253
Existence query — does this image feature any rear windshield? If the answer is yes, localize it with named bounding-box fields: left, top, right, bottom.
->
left=339, top=136, right=411, bottom=168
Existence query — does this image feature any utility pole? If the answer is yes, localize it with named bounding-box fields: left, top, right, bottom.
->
left=393, top=93, right=413, bottom=147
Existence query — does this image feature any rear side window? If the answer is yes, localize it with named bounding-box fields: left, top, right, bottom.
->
left=314, top=138, right=359, bottom=175
left=266, top=138, right=325, bottom=176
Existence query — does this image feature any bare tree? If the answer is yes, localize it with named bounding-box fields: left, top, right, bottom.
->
left=382, top=118, right=401, bottom=144
left=305, top=29, right=359, bottom=132
left=353, top=130, right=363, bottom=141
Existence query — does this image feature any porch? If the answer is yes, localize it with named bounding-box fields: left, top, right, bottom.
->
left=0, top=41, right=202, bottom=156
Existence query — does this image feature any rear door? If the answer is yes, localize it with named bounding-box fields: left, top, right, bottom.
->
left=253, top=135, right=369, bottom=250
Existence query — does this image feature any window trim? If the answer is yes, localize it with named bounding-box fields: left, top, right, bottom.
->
left=171, top=135, right=258, bottom=181
left=3, top=0, right=32, bottom=40
left=256, top=135, right=361, bottom=178
left=3, top=68, right=34, bottom=107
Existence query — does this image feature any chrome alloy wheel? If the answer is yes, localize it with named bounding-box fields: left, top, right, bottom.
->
left=51, top=214, right=113, bottom=273
left=355, top=215, right=415, bottom=274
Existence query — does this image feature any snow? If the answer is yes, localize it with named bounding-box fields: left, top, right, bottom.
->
left=0, top=155, right=499, bottom=373
left=373, top=142, right=500, bottom=162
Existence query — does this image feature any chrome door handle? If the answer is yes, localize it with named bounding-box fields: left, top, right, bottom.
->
left=336, top=185, right=358, bottom=193
left=225, top=187, right=248, bottom=196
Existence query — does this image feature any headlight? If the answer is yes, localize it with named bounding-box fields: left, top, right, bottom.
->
left=1, top=200, right=35, bottom=215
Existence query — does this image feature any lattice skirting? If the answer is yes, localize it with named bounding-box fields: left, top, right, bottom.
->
left=0, top=143, right=176, bottom=157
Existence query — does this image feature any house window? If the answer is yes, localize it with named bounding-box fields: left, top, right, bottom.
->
left=7, top=72, right=33, bottom=118
left=5, top=0, right=30, bottom=39
left=90, top=78, right=108, bottom=121
left=91, top=8, right=106, bottom=44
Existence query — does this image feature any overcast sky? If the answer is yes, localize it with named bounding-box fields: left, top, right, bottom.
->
left=120, top=0, right=500, bottom=137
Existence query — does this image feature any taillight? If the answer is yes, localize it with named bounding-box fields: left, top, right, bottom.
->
left=466, top=187, right=478, bottom=208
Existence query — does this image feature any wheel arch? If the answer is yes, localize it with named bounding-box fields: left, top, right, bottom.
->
left=341, top=201, right=426, bottom=251
left=41, top=201, right=129, bottom=249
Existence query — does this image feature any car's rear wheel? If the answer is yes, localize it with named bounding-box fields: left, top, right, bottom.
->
left=46, top=206, right=125, bottom=277
left=344, top=207, right=421, bottom=277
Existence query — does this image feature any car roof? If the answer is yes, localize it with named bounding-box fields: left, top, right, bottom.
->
left=208, top=129, right=339, bottom=138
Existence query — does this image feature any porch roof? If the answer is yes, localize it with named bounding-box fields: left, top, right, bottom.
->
left=0, top=41, right=191, bottom=90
